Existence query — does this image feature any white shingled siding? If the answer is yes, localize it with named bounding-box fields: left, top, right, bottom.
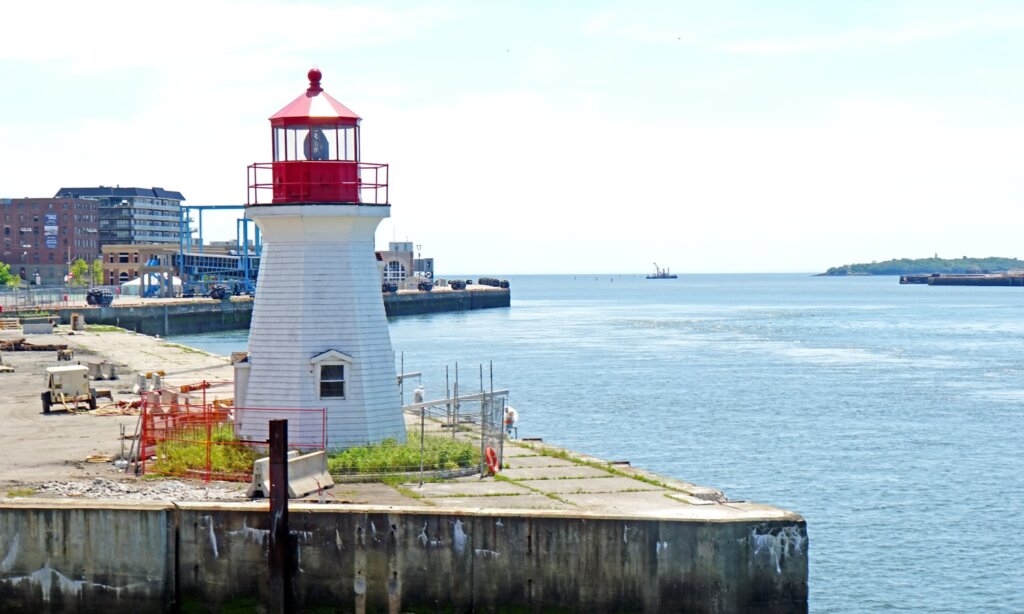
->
left=240, top=205, right=405, bottom=450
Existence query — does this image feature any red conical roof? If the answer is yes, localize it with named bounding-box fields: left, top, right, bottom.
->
left=270, top=68, right=361, bottom=125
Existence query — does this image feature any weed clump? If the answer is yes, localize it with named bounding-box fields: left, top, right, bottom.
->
left=328, top=436, right=480, bottom=475
left=151, top=424, right=262, bottom=478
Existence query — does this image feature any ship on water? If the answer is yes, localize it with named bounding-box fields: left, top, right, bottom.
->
left=647, top=262, right=678, bottom=279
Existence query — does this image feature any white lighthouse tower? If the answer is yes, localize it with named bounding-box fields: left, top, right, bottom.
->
left=236, top=68, right=405, bottom=449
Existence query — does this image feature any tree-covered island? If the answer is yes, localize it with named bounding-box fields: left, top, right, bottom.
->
left=822, top=256, right=1024, bottom=276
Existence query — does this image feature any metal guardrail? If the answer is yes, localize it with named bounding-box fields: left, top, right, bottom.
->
left=247, top=162, right=389, bottom=205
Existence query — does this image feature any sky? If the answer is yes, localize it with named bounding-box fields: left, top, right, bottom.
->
left=1, top=1, right=1022, bottom=274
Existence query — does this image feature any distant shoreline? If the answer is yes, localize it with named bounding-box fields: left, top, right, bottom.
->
left=820, top=256, right=1024, bottom=276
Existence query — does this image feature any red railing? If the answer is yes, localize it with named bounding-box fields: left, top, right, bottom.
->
left=247, top=161, right=389, bottom=206
left=139, top=387, right=326, bottom=482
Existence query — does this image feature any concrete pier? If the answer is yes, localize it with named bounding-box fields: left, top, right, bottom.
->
left=0, top=498, right=806, bottom=613
left=42, top=286, right=510, bottom=336
left=0, top=328, right=807, bottom=612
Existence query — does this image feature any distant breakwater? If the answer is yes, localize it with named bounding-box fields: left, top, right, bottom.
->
left=52, top=288, right=510, bottom=336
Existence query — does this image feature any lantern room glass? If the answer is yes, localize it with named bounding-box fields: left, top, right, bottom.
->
left=273, top=124, right=359, bottom=162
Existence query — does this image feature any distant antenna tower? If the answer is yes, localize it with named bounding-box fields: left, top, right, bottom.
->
left=416, top=244, right=422, bottom=259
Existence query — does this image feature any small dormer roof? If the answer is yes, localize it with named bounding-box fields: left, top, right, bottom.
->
left=310, top=349, right=353, bottom=365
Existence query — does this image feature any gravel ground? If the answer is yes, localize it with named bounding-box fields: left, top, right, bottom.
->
left=26, top=478, right=248, bottom=501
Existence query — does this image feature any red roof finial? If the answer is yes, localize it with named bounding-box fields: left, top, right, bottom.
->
left=307, top=68, right=323, bottom=95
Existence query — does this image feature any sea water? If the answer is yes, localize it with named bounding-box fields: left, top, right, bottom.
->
left=170, top=274, right=1024, bottom=612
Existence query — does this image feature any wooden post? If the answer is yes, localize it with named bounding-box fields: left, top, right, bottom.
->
left=269, top=419, right=292, bottom=612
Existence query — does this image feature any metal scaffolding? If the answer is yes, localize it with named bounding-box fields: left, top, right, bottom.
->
left=178, top=205, right=262, bottom=295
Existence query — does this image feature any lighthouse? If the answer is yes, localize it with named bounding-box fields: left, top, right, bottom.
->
left=235, top=68, right=405, bottom=449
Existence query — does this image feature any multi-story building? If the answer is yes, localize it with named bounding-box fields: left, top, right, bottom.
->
left=54, top=186, right=186, bottom=248
left=100, top=244, right=178, bottom=286
left=376, top=241, right=436, bottom=283
left=1, top=197, right=100, bottom=284
left=102, top=240, right=260, bottom=295
left=377, top=241, right=415, bottom=284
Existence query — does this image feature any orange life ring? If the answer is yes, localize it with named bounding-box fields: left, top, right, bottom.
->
left=485, top=446, right=499, bottom=474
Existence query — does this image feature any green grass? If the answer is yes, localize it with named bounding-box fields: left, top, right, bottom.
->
left=494, top=473, right=572, bottom=505
left=150, top=424, right=261, bottom=477
left=17, top=311, right=54, bottom=319
left=161, top=342, right=207, bottom=354
left=517, top=442, right=678, bottom=490
left=84, top=324, right=126, bottom=332
left=6, top=487, right=36, bottom=498
left=327, top=436, right=480, bottom=475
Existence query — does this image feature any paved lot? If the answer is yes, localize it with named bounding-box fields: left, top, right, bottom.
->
left=0, top=327, right=232, bottom=489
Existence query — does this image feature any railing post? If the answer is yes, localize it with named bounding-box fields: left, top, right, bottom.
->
left=138, top=396, right=148, bottom=476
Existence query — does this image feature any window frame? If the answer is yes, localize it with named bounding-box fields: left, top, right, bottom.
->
left=318, top=363, right=346, bottom=399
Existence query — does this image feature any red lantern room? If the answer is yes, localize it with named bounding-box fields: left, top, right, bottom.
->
left=248, top=68, right=389, bottom=205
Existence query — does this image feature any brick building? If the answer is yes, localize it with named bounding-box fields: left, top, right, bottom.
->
left=1, top=197, right=100, bottom=285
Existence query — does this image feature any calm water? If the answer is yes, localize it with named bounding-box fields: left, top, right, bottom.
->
left=172, top=274, right=1024, bottom=612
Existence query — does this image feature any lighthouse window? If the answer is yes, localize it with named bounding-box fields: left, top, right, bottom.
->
left=339, top=126, right=357, bottom=161
left=282, top=127, right=309, bottom=161
left=319, top=364, right=346, bottom=399
left=274, top=127, right=286, bottom=161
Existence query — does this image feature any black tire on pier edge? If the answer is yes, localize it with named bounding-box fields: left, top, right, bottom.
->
left=41, top=391, right=51, bottom=414
left=88, top=389, right=97, bottom=410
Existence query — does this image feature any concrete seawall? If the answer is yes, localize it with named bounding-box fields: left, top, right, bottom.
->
left=50, top=288, right=510, bottom=336
left=384, top=288, right=510, bottom=317
left=0, top=499, right=807, bottom=613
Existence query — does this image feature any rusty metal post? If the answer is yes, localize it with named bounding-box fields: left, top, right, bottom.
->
left=269, top=419, right=292, bottom=612
left=204, top=383, right=212, bottom=483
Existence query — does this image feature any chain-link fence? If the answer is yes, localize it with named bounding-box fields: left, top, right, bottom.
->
left=395, top=360, right=512, bottom=482
left=479, top=391, right=507, bottom=476
left=0, top=286, right=123, bottom=311
left=137, top=389, right=326, bottom=482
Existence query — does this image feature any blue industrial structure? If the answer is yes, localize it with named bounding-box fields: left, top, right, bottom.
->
left=142, top=255, right=171, bottom=298
left=178, top=205, right=262, bottom=296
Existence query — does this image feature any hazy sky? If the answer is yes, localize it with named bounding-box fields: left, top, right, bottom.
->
left=2, top=1, right=1022, bottom=274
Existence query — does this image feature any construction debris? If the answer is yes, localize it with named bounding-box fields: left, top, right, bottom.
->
left=90, top=401, right=142, bottom=417
left=178, top=381, right=211, bottom=393
left=0, top=338, right=69, bottom=352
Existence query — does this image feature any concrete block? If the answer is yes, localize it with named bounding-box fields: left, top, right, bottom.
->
left=22, top=321, right=54, bottom=334
left=246, top=450, right=334, bottom=499
left=84, top=360, right=117, bottom=380
left=247, top=450, right=299, bottom=498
